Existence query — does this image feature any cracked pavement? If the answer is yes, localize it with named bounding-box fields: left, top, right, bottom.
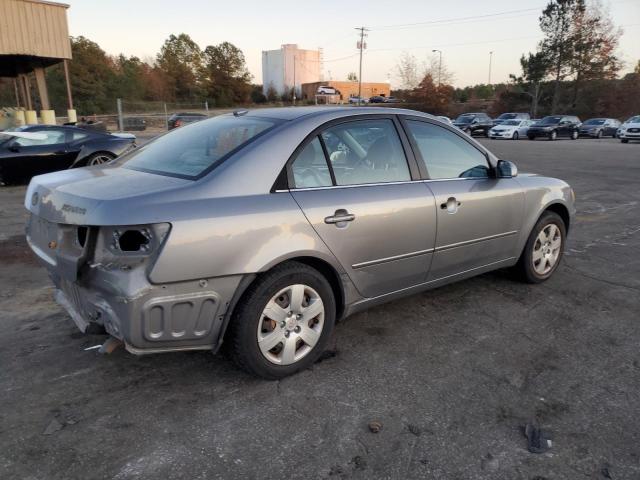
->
left=0, top=137, right=639, bottom=479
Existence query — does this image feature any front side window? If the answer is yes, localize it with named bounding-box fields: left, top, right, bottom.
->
left=320, top=119, right=410, bottom=185
left=405, top=120, right=490, bottom=180
left=291, top=137, right=332, bottom=188
left=123, top=115, right=278, bottom=178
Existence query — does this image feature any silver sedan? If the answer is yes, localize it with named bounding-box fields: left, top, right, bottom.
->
left=25, top=107, right=575, bottom=379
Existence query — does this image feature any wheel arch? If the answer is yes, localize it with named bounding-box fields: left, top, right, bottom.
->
left=544, top=202, right=571, bottom=232
left=71, top=149, right=116, bottom=167
left=213, top=255, right=348, bottom=353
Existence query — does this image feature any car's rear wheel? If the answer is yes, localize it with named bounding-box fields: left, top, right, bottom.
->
left=621, top=139, right=629, bottom=143
left=514, top=211, right=566, bottom=284
left=84, top=152, right=116, bottom=166
left=596, top=130, right=603, bottom=139
left=512, top=131, right=519, bottom=140
left=570, top=130, right=579, bottom=140
left=464, top=127, right=472, bottom=135
left=548, top=130, right=558, bottom=141
left=528, top=134, right=535, bottom=140
left=227, top=261, right=336, bottom=379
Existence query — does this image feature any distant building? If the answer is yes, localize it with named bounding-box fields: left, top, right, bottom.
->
left=301, top=81, right=390, bottom=102
left=262, top=44, right=320, bottom=98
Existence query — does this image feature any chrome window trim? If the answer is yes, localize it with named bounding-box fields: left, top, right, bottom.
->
left=285, top=176, right=487, bottom=193
left=352, top=248, right=434, bottom=269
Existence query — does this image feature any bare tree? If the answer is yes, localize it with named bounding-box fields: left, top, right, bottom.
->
left=396, top=52, right=421, bottom=90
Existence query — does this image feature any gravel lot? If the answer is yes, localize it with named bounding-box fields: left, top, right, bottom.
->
left=1, top=137, right=639, bottom=480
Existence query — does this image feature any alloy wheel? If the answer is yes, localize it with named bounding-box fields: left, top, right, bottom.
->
left=257, top=284, right=325, bottom=365
left=532, top=224, right=562, bottom=276
left=89, top=155, right=112, bottom=166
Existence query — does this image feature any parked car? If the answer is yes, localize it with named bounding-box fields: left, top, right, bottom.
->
left=493, top=112, right=531, bottom=126
left=0, top=125, right=135, bottom=185
left=368, top=96, right=386, bottom=103
left=489, top=119, right=534, bottom=140
left=317, top=86, right=338, bottom=95
left=453, top=112, right=493, bottom=136
left=383, top=96, right=401, bottom=103
left=122, top=117, right=147, bottom=132
left=617, top=115, right=640, bottom=143
left=527, top=115, right=581, bottom=140
left=167, top=112, right=208, bottom=130
left=578, top=118, right=620, bottom=138
left=437, top=116, right=453, bottom=125
left=348, top=96, right=368, bottom=104
left=25, top=107, right=575, bottom=379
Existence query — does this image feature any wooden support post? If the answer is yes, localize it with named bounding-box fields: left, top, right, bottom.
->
left=34, top=67, right=50, bottom=111
left=13, top=78, right=20, bottom=107
left=22, top=74, right=33, bottom=111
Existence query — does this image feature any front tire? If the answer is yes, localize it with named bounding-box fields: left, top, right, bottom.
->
left=513, top=131, right=519, bottom=140
left=548, top=130, right=558, bottom=141
left=528, top=134, right=535, bottom=140
left=514, top=211, right=566, bottom=284
left=570, top=130, right=579, bottom=140
left=227, top=262, right=336, bottom=379
left=621, top=139, right=629, bottom=143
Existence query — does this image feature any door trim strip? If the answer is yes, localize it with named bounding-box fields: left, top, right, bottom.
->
left=435, top=230, right=518, bottom=252
left=352, top=248, right=434, bottom=269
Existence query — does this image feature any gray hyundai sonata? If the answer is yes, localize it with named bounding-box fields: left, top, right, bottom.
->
left=25, top=107, right=575, bottom=379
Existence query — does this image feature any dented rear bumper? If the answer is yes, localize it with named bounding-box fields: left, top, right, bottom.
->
left=26, top=213, right=243, bottom=353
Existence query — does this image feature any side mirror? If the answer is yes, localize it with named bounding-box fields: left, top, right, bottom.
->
left=497, top=160, right=518, bottom=178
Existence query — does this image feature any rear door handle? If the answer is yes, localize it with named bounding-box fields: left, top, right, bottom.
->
left=324, top=209, right=356, bottom=224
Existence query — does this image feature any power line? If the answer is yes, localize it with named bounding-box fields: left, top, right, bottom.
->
left=370, top=6, right=545, bottom=30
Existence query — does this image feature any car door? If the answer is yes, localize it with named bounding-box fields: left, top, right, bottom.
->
left=0, top=128, right=74, bottom=182
left=289, top=117, right=437, bottom=298
left=401, top=117, right=525, bottom=281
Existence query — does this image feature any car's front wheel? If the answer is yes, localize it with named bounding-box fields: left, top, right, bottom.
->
left=621, top=139, right=629, bottom=143
left=227, top=262, right=336, bottom=379
left=548, top=130, right=558, bottom=141
left=570, top=130, right=579, bottom=140
left=513, top=131, right=519, bottom=140
left=514, top=211, right=566, bottom=283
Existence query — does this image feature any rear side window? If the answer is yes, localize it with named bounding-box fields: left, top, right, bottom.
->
left=13, top=129, right=66, bottom=146
left=405, top=120, right=490, bottom=179
left=123, top=115, right=278, bottom=178
left=320, top=119, right=410, bottom=186
left=291, top=137, right=332, bottom=188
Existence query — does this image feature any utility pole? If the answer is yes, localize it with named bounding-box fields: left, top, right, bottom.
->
left=488, top=51, right=493, bottom=85
left=432, top=49, right=442, bottom=87
left=355, top=26, right=369, bottom=105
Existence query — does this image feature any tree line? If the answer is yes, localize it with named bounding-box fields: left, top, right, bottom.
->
left=394, top=0, right=639, bottom=120
left=0, top=33, right=262, bottom=114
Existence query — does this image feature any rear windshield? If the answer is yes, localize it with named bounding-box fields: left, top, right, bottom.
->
left=498, top=113, right=517, bottom=120
left=502, top=120, right=520, bottom=126
left=539, top=116, right=563, bottom=125
left=122, top=115, right=279, bottom=179
left=584, top=119, right=605, bottom=125
left=455, top=115, right=474, bottom=123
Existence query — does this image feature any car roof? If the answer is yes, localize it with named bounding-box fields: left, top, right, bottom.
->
left=244, top=106, right=435, bottom=121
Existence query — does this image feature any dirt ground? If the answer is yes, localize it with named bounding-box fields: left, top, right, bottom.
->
left=0, top=136, right=639, bottom=479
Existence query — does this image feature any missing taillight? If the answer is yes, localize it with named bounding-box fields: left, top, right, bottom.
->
left=116, top=230, right=149, bottom=252
left=77, top=226, right=88, bottom=247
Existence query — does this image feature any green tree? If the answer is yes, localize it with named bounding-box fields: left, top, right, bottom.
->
left=156, top=33, right=204, bottom=102
left=539, top=0, right=584, bottom=113
left=510, top=51, right=550, bottom=117
left=202, top=41, right=252, bottom=106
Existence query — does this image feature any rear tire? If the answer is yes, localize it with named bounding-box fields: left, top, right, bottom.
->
left=596, top=130, right=602, bottom=139
left=548, top=130, right=558, bottom=141
left=528, top=134, right=535, bottom=140
left=513, top=211, right=566, bottom=284
left=227, top=261, right=336, bottom=379
left=83, top=152, right=116, bottom=166
left=621, top=139, right=629, bottom=143
left=570, top=130, right=579, bottom=140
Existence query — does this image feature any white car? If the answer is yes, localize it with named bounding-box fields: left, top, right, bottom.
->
left=618, top=115, right=640, bottom=143
left=317, top=86, right=338, bottom=95
left=437, top=116, right=453, bottom=126
left=489, top=119, right=534, bottom=140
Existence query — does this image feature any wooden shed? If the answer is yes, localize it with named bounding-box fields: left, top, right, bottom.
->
left=0, top=0, right=73, bottom=118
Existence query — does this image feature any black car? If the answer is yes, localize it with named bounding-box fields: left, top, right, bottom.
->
left=527, top=115, right=581, bottom=140
left=0, top=125, right=135, bottom=185
left=493, top=112, right=530, bottom=126
left=368, top=96, right=386, bottom=103
left=167, top=112, right=208, bottom=130
left=578, top=118, right=620, bottom=138
left=453, top=113, right=493, bottom=136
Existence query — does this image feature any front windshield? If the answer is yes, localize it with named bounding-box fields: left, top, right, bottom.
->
left=122, top=115, right=279, bottom=179
left=498, top=113, right=517, bottom=120
left=502, top=120, right=520, bottom=126
left=539, top=116, right=562, bottom=125
left=626, top=116, right=640, bottom=123
left=455, top=115, right=474, bottom=124
left=584, top=119, right=605, bottom=125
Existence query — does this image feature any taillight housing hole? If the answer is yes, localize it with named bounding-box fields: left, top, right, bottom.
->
left=117, top=230, right=149, bottom=252
left=77, top=226, right=88, bottom=247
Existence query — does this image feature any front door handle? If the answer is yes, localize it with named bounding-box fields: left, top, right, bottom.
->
left=324, top=209, right=356, bottom=225
left=440, top=197, right=461, bottom=214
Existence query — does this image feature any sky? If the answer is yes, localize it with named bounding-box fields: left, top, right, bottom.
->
left=64, top=0, right=640, bottom=88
